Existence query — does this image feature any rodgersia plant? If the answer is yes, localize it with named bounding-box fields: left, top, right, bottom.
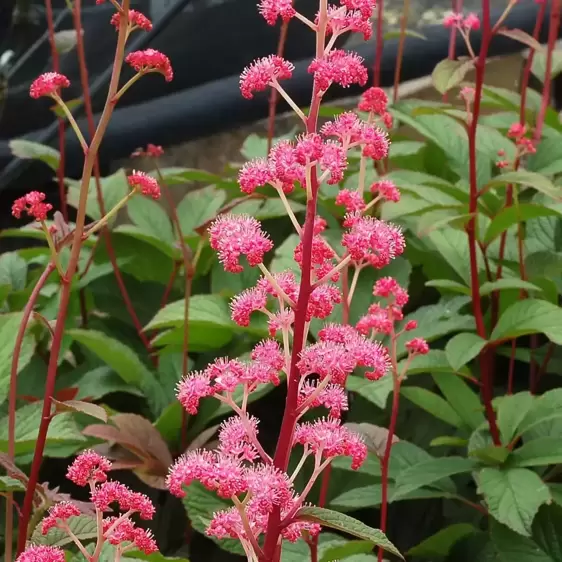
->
left=164, top=0, right=427, bottom=560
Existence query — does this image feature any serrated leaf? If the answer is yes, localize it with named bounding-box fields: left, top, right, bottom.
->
left=0, top=252, right=28, bottom=291
left=479, top=279, right=544, bottom=297
left=127, top=196, right=175, bottom=246
left=52, top=399, right=108, bottom=422
left=485, top=171, right=562, bottom=200
left=295, top=506, right=403, bottom=559
left=0, top=402, right=85, bottom=455
left=407, top=523, right=477, bottom=559
left=177, top=186, right=227, bottom=235
left=484, top=205, right=562, bottom=244
left=445, top=332, right=487, bottom=371
left=392, top=457, right=478, bottom=499
left=497, top=392, right=535, bottom=444
left=432, top=58, right=474, bottom=95
left=346, top=375, right=393, bottom=409
left=532, top=50, right=562, bottom=83
left=401, top=386, right=463, bottom=428
left=478, top=467, right=551, bottom=536
left=32, top=515, right=97, bottom=546
left=511, top=437, right=562, bottom=468
left=496, top=28, right=544, bottom=52
left=470, top=446, right=510, bottom=466
left=0, top=475, right=26, bottom=492
left=9, top=139, right=60, bottom=171
left=490, top=299, right=562, bottom=345
left=68, top=329, right=166, bottom=415
left=432, top=373, right=485, bottom=430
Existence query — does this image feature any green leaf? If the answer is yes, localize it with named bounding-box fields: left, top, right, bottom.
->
left=432, top=58, right=474, bottom=94
left=518, top=389, right=562, bottom=437
left=127, top=196, right=175, bottom=246
left=470, top=446, right=510, bottom=466
left=407, top=523, right=477, bottom=559
left=347, top=375, right=393, bottom=409
left=384, top=28, right=427, bottom=41
left=182, top=482, right=243, bottom=555
left=113, top=225, right=178, bottom=259
left=485, top=171, right=562, bottom=200
left=68, top=329, right=166, bottom=415
left=67, top=169, right=129, bottom=222
left=511, top=437, right=562, bottom=468
left=0, top=476, right=25, bottom=492
left=146, top=294, right=235, bottom=352
left=393, top=457, right=478, bottom=499
left=527, top=136, right=562, bottom=175
left=9, top=139, right=60, bottom=171
left=478, top=467, right=551, bottom=536
left=319, top=541, right=374, bottom=562
left=484, top=204, right=562, bottom=244
left=399, top=349, right=471, bottom=376
left=154, top=167, right=221, bottom=185
left=491, top=520, right=554, bottom=562
left=430, top=436, right=468, bottom=448
left=479, top=279, right=544, bottom=297
left=432, top=373, right=485, bottom=430
left=0, top=313, right=35, bottom=407
left=490, top=299, right=562, bottom=345
left=0, top=402, right=86, bottom=456
left=295, top=507, right=403, bottom=559
left=177, top=186, right=226, bottom=235
left=401, top=386, right=463, bottom=428
left=445, top=332, right=487, bottom=371
left=497, top=392, right=535, bottom=444
left=496, top=29, right=544, bottom=52
left=532, top=50, right=562, bottom=83
left=124, top=552, right=190, bottom=562
left=425, top=279, right=471, bottom=295
left=0, top=252, right=28, bottom=291
left=32, top=515, right=97, bottom=546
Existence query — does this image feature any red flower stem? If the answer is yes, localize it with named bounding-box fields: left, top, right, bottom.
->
left=377, top=375, right=400, bottom=562
left=520, top=1, right=547, bottom=126
left=71, top=1, right=155, bottom=362
left=373, top=0, right=384, bottom=87
left=44, top=0, right=68, bottom=221
left=392, top=0, right=410, bottom=102
left=159, top=261, right=180, bottom=309
left=5, top=263, right=55, bottom=562
left=262, top=4, right=328, bottom=560
left=17, top=3, right=131, bottom=552
left=534, top=0, right=561, bottom=143
left=267, top=19, right=291, bottom=153
left=528, top=0, right=560, bottom=393
left=466, top=0, right=500, bottom=446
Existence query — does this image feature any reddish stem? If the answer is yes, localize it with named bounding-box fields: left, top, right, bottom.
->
left=159, top=262, right=180, bottom=309
left=372, top=0, right=384, bottom=87
left=6, top=263, right=55, bottom=562
left=466, top=0, right=500, bottom=446
left=377, top=376, right=400, bottom=562
left=267, top=20, right=291, bottom=153
left=392, top=0, right=410, bottom=102
left=45, top=0, right=68, bottom=221
left=71, top=1, right=155, bottom=361
left=534, top=0, right=561, bottom=143
left=17, top=2, right=131, bottom=551
left=520, top=1, right=547, bottom=125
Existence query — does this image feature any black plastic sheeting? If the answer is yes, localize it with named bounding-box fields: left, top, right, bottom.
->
left=0, top=1, right=553, bottom=194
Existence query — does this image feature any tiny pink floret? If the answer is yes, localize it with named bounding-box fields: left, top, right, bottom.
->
left=127, top=170, right=161, bottom=199
left=29, top=72, right=70, bottom=99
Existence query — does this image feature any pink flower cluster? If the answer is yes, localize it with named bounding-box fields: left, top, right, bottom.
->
left=443, top=12, right=481, bottom=30
left=17, top=451, right=157, bottom=562
left=12, top=191, right=53, bottom=221
left=125, top=49, right=174, bottom=82
left=496, top=122, right=537, bottom=168
left=110, top=9, right=153, bottom=32
left=29, top=72, right=70, bottom=99
left=127, top=170, right=161, bottom=199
